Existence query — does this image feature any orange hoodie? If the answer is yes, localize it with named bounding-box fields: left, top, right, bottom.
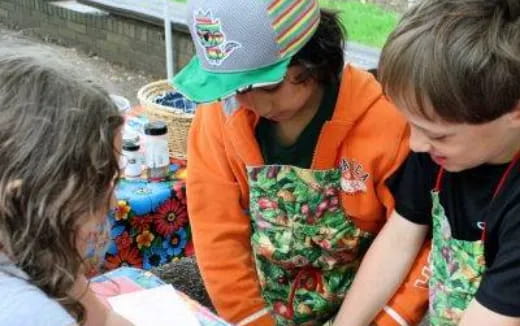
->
left=187, top=65, right=430, bottom=326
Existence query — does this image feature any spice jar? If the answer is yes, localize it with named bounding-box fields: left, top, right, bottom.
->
left=144, top=121, right=169, bottom=180
left=122, top=140, right=142, bottom=179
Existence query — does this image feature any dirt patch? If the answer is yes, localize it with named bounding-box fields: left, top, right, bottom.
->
left=151, top=257, right=213, bottom=310
left=0, top=23, right=156, bottom=106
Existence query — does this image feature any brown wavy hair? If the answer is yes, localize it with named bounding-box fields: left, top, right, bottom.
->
left=379, top=0, right=520, bottom=123
left=0, top=41, right=124, bottom=323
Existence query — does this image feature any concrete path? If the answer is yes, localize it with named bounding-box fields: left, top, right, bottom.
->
left=345, top=41, right=381, bottom=70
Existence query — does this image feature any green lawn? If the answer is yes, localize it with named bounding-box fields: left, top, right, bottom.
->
left=319, top=0, right=399, bottom=48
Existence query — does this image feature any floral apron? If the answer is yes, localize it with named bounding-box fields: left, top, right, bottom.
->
left=429, top=154, right=520, bottom=325
left=248, top=165, right=374, bottom=325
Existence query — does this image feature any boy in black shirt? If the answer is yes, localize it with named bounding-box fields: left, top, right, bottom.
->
left=333, top=0, right=520, bottom=325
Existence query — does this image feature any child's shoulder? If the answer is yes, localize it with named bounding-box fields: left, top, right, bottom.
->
left=338, top=66, right=408, bottom=136
left=0, top=267, right=75, bottom=326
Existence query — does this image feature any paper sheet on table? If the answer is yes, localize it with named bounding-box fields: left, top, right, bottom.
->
left=107, top=284, right=201, bottom=326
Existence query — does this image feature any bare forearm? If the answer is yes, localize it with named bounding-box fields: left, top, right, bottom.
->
left=334, top=212, right=428, bottom=326
left=68, top=275, right=109, bottom=326
left=70, top=275, right=133, bottom=326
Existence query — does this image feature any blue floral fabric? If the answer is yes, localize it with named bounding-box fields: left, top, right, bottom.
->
left=99, top=160, right=193, bottom=273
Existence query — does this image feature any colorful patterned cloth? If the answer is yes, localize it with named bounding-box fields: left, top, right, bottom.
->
left=429, top=190, right=485, bottom=325
left=248, top=165, right=374, bottom=325
left=92, top=159, right=193, bottom=275
left=91, top=267, right=232, bottom=326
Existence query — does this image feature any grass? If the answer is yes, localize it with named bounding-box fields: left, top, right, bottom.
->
left=319, top=0, right=399, bottom=48
left=169, top=0, right=399, bottom=48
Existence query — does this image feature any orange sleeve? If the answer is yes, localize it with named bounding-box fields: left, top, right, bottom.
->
left=187, top=104, right=275, bottom=326
left=374, top=124, right=430, bottom=326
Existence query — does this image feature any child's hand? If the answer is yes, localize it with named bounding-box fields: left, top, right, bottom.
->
left=69, top=275, right=112, bottom=326
left=106, top=311, right=135, bottom=326
left=332, top=211, right=428, bottom=326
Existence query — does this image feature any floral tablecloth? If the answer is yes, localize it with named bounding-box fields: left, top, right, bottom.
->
left=98, top=159, right=193, bottom=273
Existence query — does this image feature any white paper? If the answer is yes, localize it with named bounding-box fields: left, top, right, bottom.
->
left=108, top=285, right=201, bottom=326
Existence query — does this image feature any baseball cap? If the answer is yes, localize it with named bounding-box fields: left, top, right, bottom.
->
left=172, top=0, right=321, bottom=103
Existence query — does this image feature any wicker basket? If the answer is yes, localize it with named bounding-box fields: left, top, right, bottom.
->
left=137, top=80, right=194, bottom=160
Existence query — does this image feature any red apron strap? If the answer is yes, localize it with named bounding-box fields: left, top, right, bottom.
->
left=492, top=152, right=520, bottom=199
left=481, top=151, right=520, bottom=241
left=434, top=167, right=445, bottom=192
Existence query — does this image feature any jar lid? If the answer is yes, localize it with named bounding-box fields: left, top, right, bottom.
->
left=144, top=121, right=168, bottom=136
left=123, top=132, right=140, bottom=144
left=122, top=140, right=140, bottom=151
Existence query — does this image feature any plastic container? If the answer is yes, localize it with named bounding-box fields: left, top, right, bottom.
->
left=110, top=94, right=131, bottom=113
left=122, top=140, right=142, bottom=179
left=143, top=121, right=169, bottom=180
left=137, top=80, right=194, bottom=159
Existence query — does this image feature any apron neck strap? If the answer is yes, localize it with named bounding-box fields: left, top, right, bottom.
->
left=492, top=151, right=520, bottom=199
left=482, top=151, right=520, bottom=242
left=434, top=151, right=520, bottom=195
left=432, top=152, right=520, bottom=243
left=434, top=167, right=445, bottom=192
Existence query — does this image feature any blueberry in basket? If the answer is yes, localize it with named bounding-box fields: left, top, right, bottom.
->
left=154, top=91, right=197, bottom=114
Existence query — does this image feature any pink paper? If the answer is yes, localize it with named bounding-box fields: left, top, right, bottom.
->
left=90, top=276, right=144, bottom=307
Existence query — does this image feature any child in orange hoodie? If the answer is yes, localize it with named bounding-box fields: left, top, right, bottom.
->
left=172, top=0, right=429, bottom=325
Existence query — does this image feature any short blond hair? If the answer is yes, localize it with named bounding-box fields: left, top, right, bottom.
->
left=379, top=0, right=520, bottom=123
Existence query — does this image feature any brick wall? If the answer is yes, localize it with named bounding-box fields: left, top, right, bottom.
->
left=0, top=0, right=195, bottom=77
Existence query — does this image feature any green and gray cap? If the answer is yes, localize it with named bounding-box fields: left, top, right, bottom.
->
left=172, top=0, right=321, bottom=103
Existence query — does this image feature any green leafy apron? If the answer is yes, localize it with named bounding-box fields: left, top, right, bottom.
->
left=248, top=165, right=374, bottom=325
left=429, top=156, right=519, bottom=325
left=429, top=189, right=485, bottom=325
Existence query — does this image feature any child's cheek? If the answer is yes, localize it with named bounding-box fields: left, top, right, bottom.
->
left=77, top=216, right=111, bottom=275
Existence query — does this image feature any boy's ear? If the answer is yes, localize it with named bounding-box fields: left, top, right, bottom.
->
left=508, top=100, right=520, bottom=127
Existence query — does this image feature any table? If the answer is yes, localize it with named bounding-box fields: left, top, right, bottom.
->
left=88, top=159, right=193, bottom=275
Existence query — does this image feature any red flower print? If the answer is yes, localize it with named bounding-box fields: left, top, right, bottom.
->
left=184, top=240, right=194, bottom=257
left=136, top=230, right=155, bottom=249
left=115, top=231, right=132, bottom=250
left=130, top=215, right=152, bottom=233
left=173, top=182, right=186, bottom=205
left=104, top=246, right=142, bottom=270
left=152, top=198, right=188, bottom=236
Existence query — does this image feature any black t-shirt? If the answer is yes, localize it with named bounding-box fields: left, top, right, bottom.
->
left=388, top=152, right=520, bottom=317
left=255, top=83, right=338, bottom=168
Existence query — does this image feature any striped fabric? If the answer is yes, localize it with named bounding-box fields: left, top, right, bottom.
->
left=267, top=0, right=320, bottom=57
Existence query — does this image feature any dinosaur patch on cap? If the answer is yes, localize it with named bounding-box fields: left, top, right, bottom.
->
left=194, top=10, right=241, bottom=66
